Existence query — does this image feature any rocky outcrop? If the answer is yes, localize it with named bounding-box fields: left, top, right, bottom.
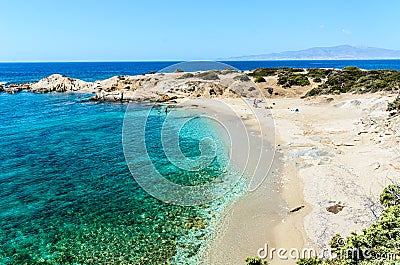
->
left=29, top=74, right=94, bottom=93
left=1, top=70, right=262, bottom=102
left=0, top=82, right=5, bottom=92
left=4, top=84, right=23, bottom=94
left=90, top=70, right=253, bottom=102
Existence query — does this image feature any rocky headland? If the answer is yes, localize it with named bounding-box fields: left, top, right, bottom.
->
left=1, top=70, right=263, bottom=102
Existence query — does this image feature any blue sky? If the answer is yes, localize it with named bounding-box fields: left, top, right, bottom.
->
left=0, top=0, right=399, bottom=61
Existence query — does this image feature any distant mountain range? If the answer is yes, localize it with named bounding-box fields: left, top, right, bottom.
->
left=226, top=45, right=400, bottom=60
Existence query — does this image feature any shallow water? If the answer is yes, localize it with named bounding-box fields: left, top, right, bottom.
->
left=0, top=92, right=243, bottom=264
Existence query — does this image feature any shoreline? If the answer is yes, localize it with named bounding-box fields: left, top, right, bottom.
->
left=2, top=67, right=400, bottom=264
left=186, top=98, right=285, bottom=265
left=202, top=92, right=400, bottom=264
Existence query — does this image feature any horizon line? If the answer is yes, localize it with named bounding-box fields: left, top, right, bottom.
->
left=2, top=58, right=400, bottom=63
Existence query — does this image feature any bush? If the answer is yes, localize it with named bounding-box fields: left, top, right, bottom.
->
left=297, top=257, right=323, bottom=265
left=288, top=68, right=305, bottom=73
left=342, top=66, right=361, bottom=72
left=254, top=76, right=266, bottom=83
left=234, top=74, right=251, bottom=82
left=387, top=97, right=400, bottom=112
left=278, top=74, right=310, bottom=88
left=196, top=71, right=219, bottom=80
left=246, top=256, right=268, bottom=265
left=380, top=184, right=400, bottom=207
left=178, top=73, right=194, bottom=79
left=307, top=68, right=333, bottom=79
left=248, top=68, right=279, bottom=77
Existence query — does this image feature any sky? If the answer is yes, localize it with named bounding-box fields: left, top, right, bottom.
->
left=0, top=0, right=399, bottom=61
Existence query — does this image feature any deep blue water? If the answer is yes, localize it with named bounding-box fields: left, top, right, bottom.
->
left=1, top=60, right=400, bottom=84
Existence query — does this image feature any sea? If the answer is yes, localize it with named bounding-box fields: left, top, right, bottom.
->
left=1, top=60, right=399, bottom=264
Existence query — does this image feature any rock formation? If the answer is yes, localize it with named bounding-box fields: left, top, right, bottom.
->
left=0, top=70, right=259, bottom=102
left=29, top=74, right=94, bottom=93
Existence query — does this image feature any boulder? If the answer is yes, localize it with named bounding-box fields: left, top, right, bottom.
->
left=4, top=84, right=22, bottom=94
left=30, top=74, right=93, bottom=93
left=326, top=203, right=344, bottom=214
left=157, top=94, right=178, bottom=102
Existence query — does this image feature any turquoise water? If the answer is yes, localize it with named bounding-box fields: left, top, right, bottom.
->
left=0, top=92, right=242, bottom=264
left=3, top=59, right=400, bottom=264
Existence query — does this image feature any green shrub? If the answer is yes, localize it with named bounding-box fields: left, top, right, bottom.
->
left=304, top=69, right=400, bottom=96
left=307, top=68, right=333, bottom=79
left=387, top=97, right=400, bottom=112
left=246, top=256, right=268, bottom=265
left=278, top=74, right=310, bottom=88
left=254, top=76, right=266, bottom=83
left=288, top=68, right=305, bottom=73
left=178, top=73, right=194, bottom=79
left=297, top=257, right=323, bottom=265
left=342, top=66, right=361, bottom=72
left=196, top=71, right=219, bottom=80
left=234, top=74, right=251, bottom=82
left=380, top=184, right=400, bottom=206
left=248, top=68, right=279, bottom=77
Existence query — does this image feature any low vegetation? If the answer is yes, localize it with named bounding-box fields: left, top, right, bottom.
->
left=248, top=67, right=310, bottom=88
left=254, top=76, right=266, bottom=83
left=387, top=96, right=400, bottom=113
left=247, top=67, right=400, bottom=95
left=196, top=71, right=220, bottom=80
left=178, top=73, right=194, bottom=79
left=233, top=74, right=251, bottom=82
left=307, top=68, right=333, bottom=79
left=246, top=256, right=268, bottom=265
left=247, top=68, right=279, bottom=77
left=306, top=67, right=400, bottom=96
left=297, top=184, right=400, bottom=265
left=278, top=73, right=310, bottom=88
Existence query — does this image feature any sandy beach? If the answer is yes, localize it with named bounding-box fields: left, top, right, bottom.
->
left=205, top=92, right=400, bottom=264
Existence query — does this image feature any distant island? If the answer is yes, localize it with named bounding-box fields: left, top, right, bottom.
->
left=225, top=45, right=400, bottom=60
